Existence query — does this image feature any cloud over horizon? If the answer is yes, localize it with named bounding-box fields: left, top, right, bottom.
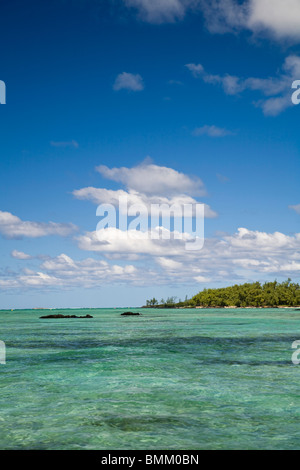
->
left=2, top=227, right=300, bottom=291
left=0, top=211, right=78, bottom=240
left=0, top=253, right=140, bottom=290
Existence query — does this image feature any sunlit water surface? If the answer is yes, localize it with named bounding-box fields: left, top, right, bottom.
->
left=0, top=308, right=300, bottom=449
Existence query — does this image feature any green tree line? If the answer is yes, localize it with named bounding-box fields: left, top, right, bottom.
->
left=191, top=279, right=300, bottom=307
left=145, top=280, right=300, bottom=308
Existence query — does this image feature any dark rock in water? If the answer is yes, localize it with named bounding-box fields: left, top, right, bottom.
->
left=40, top=314, right=93, bottom=319
left=121, top=312, right=141, bottom=316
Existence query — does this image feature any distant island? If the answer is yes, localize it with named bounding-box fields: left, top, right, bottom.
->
left=144, top=279, right=300, bottom=309
left=40, top=314, right=93, bottom=319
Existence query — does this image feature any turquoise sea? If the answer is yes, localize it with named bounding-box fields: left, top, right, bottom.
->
left=0, top=307, right=300, bottom=450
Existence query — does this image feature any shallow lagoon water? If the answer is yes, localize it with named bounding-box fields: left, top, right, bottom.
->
left=0, top=308, right=300, bottom=450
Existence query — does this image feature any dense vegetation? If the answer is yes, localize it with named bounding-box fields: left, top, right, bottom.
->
left=145, top=280, right=300, bottom=308
left=146, top=296, right=179, bottom=308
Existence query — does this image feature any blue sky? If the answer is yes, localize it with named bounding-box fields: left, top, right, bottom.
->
left=0, top=0, right=300, bottom=308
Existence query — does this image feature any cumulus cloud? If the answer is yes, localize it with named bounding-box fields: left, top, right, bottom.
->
left=77, top=226, right=300, bottom=256
left=201, top=0, right=300, bottom=42
left=225, top=227, right=300, bottom=252
left=1, top=227, right=300, bottom=290
left=185, top=63, right=204, bottom=77
left=0, top=253, right=141, bottom=290
left=96, top=161, right=205, bottom=196
left=186, top=56, right=300, bottom=115
left=75, top=227, right=300, bottom=282
left=76, top=225, right=300, bottom=287
left=193, top=125, right=234, bottom=137
left=40, top=254, right=138, bottom=285
left=248, top=0, right=300, bottom=40
left=0, top=211, right=78, bottom=239
left=11, top=250, right=33, bottom=260
left=73, top=187, right=217, bottom=218
left=73, top=162, right=217, bottom=222
left=76, top=227, right=203, bottom=257
left=122, top=0, right=300, bottom=42
left=113, top=72, right=144, bottom=91
left=199, top=0, right=248, bottom=33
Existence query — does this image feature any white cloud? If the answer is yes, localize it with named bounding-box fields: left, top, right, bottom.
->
left=186, top=56, right=300, bottom=116
left=201, top=0, right=300, bottom=42
left=11, top=250, right=33, bottom=260
left=96, top=161, right=205, bottom=196
left=40, top=253, right=138, bottom=284
left=194, top=275, right=212, bottom=283
left=77, top=227, right=201, bottom=257
left=73, top=187, right=217, bottom=218
left=0, top=253, right=147, bottom=290
left=185, top=63, right=204, bottom=77
left=113, top=72, right=144, bottom=91
left=224, top=227, right=300, bottom=252
left=289, top=204, right=300, bottom=215
left=122, top=0, right=300, bottom=43
left=200, top=0, right=248, bottom=33
left=0, top=211, right=78, bottom=239
left=156, top=257, right=183, bottom=270
left=78, top=226, right=297, bottom=254
left=77, top=227, right=300, bottom=281
left=248, top=0, right=300, bottom=40
left=75, top=226, right=300, bottom=282
left=185, top=63, right=246, bottom=95
left=73, top=162, right=217, bottom=221
left=1, top=227, right=300, bottom=290
left=200, top=228, right=300, bottom=277
left=123, top=0, right=190, bottom=23
left=193, top=125, right=234, bottom=137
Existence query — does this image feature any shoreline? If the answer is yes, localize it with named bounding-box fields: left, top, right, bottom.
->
left=142, top=305, right=300, bottom=310
left=2, top=306, right=300, bottom=312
